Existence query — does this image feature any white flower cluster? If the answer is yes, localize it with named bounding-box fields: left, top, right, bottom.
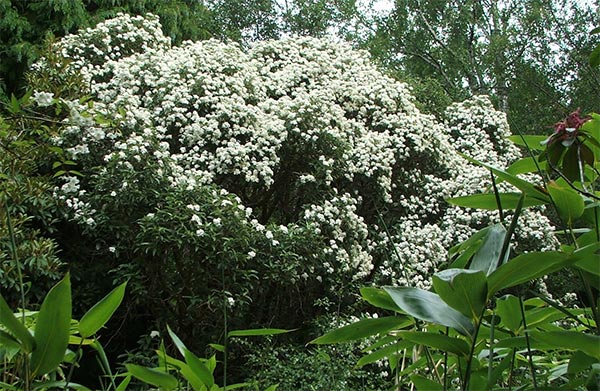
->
left=45, top=14, right=557, bottom=286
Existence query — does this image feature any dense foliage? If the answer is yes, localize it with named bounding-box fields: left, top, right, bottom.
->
left=1, top=9, right=598, bottom=391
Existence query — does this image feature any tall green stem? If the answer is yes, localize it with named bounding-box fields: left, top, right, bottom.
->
left=519, top=296, right=538, bottom=390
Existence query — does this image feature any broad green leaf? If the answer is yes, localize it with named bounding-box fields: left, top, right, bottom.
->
left=546, top=181, right=585, bottom=226
left=383, top=287, right=474, bottom=336
left=410, top=375, right=443, bottom=391
left=30, top=274, right=72, bottom=377
left=0, top=294, right=35, bottom=352
left=398, top=331, right=470, bottom=356
left=310, top=316, right=409, bottom=344
left=530, top=331, right=600, bottom=359
left=79, top=281, right=127, bottom=338
left=263, top=385, right=279, bottom=391
left=573, top=242, right=600, bottom=277
left=568, top=351, right=597, bottom=375
left=461, top=155, right=550, bottom=202
left=447, top=192, right=546, bottom=210
left=469, top=224, right=507, bottom=275
left=360, top=287, right=403, bottom=312
left=227, top=328, right=291, bottom=338
left=184, top=348, right=215, bottom=387
left=125, top=364, right=178, bottom=391
left=496, top=294, right=522, bottom=333
left=487, top=251, right=577, bottom=297
left=506, top=156, right=541, bottom=175
left=0, top=330, right=21, bottom=350
left=433, top=269, right=488, bottom=320
left=507, top=135, right=549, bottom=151
left=356, top=341, right=413, bottom=367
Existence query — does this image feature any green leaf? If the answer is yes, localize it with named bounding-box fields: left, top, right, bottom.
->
left=227, top=328, right=291, bottom=338
left=356, top=341, right=413, bottom=368
left=184, top=348, right=215, bottom=387
left=32, top=381, right=92, bottom=391
left=116, top=375, right=132, bottom=391
left=496, top=294, right=522, bottom=333
left=410, top=375, right=443, bottom=391
left=507, top=135, right=549, bottom=151
left=546, top=181, right=585, bottom=227
left=383, top=287, right=474, bottom=336
left=447, top=192, right=546, bottom=210
left=79, top=281, right=127, bottom=338
left=0, top=294, right=35, bottom=352
left=209, top=343, right=225, bottom=352
left=167, top=325, right=188, bottom=357
left=591, top=45, right=600, bottom=67
left=568, top=351, right=597, bottom=375
left=360, top=287, right=403, bottom=312
left=487, top=251, right=577, bottom=297
left=506, top=156, right=541, bottom=175
left=461, top=155, right=550, bottom=202
left=398, top=331, right=470, bottom=356
left=432, top=269, right=488, bottom=320
left=448, top=226, right=490, bottom=269
left=469, top=224, right=507, bottom=275
left=0, top=330, right=21, bottom=350
left=530, top=331, right=600, bottom=360
left=573, top=242, right=600, bottom=277
left=125, top=364, right=178, bottom=390
left=30, top=273, right=72, bottom=377
left=310, top=316, right=410, bottom=344
left=263, top=385, right=279, bottom=391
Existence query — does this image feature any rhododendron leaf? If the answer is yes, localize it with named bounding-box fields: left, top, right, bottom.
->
left=433, top=269, right=487, bottom=320
left=310, top=316, right=410, bottom=344
left=383, top=287, right=474, bottom=336
left=562, top=145, right=581, bottom=182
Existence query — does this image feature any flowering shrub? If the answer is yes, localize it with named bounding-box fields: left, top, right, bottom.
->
left=32, top=14, right=560, bottom=346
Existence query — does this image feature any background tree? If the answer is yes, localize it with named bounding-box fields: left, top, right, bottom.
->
left=0, top=0, right=215, bottom=101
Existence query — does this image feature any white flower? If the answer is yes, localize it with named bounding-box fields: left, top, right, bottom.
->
left=149, top=330, right=160, bottom=338
left=247, top=251, right=256, bottom=258
left=108, top=246, right=116, bottom=253
left=227, top=297, right=235, bottom=307
left=32, top=91, right=54, bottom=107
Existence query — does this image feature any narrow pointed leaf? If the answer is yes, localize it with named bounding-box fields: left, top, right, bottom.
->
left=125, top=364, right=178, bottom=390
left=79, top=281, right=127, bottom=338
left=167, top=325, right=188, bottom=357
left=469, top=224, right=507, bottom=275
left=383, top=287, right=474, bottom=336
left=0, top=294, right=35, bottom=352
left=506, top=156, right=541, bottom=175
left=184, top=348, right=215, bottom=387
left=461, top=155, right=550, bottom=202
left=0, top=330, right=21, bottom=350
left=568, top=351, right=597, bottom=375
left=432, top=269, right=487, bottom=320
left=116, top=375, right=132, bottom=391
left=227, top=328, right=291, bottom=338
left=30, top=274, right=72, bottom=377
left=310, top=316, right=410, bottom=344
